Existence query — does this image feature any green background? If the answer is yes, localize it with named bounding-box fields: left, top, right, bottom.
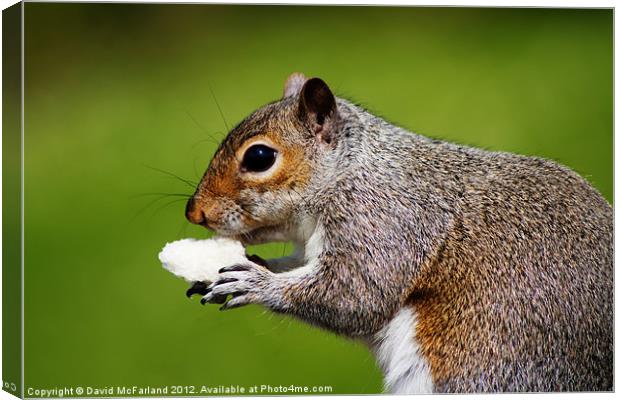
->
left=21, top=5, right=612, bottom=396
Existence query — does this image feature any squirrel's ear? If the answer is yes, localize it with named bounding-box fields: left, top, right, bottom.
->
left=299, top=77, right=337, bottom=145
left=283, top=72, right=307, bottom=98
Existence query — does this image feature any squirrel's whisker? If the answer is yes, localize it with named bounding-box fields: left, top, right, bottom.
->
left=149, top=197, right=188, bottom=219
left=184, top=109, right=222, bottom=146
left=143, top=164, right=197, bottom=189
left=131, top=192, right=192, bottom=199
left=207, top=82, right=230, bottom=132
left=129, top=193, right=192, bottom=222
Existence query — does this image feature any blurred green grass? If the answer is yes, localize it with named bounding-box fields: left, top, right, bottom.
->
left=21, top=4, right=611, bottom=395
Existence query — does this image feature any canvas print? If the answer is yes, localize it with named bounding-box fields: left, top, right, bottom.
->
left=2, top=3, right=613, bottom=397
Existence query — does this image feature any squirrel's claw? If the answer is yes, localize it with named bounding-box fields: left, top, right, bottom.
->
left=199, top=292, right=227, bottom=305
left=187, top=281, right=227, bottom=304
left=186, top=281, right=209, bottom=298
left=200, top=285, right=231, bottom=305
left=219, top=264, right=250, bottom=273
left=220, top=293, right=251, bottom=311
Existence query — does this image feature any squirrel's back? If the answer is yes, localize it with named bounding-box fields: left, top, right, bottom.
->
left=314, top=99, right=613, bottom=392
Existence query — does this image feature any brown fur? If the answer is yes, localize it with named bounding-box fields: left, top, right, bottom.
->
left=410, top=156, right=613, bottom=392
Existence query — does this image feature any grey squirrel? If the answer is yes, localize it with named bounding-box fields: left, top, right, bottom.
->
left=184, top=73, right=613, bottom=393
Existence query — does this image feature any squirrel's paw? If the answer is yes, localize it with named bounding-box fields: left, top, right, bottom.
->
left=201, top=263, right=273, bottom=310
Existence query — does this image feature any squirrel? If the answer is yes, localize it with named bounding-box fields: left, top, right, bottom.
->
left=184, top=72, right=613, bottom=393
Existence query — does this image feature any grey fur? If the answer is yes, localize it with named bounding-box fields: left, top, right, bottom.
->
left=198, top=86, right=613, bottom=393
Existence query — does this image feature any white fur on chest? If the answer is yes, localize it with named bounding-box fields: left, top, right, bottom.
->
left=371, top=308, right=434, bottom=394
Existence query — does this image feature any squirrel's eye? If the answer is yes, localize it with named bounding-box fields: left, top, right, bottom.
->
left=241, top=144, right=277, bottom=173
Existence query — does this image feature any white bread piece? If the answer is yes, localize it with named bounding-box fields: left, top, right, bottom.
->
left=159, top=237, right=248, bottom=283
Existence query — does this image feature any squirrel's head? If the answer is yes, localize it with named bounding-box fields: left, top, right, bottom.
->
left=185, top=73, right=338, bottom=244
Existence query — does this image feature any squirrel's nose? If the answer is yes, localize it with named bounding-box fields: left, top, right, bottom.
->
left=185, top=197, right=207, bottom=226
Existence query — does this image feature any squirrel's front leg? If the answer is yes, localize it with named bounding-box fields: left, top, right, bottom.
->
left=203, top=257, right=397, bottom=337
